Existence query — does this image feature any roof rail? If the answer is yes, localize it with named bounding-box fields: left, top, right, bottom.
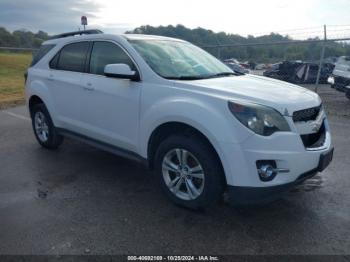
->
left=50, top=29, right=104, bottom=39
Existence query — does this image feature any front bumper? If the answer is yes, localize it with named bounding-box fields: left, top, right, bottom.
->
left=226, top=147, right=334, bottom=205
left=328, top=75, right=350, bottom=92
left=217, top=115, right=333, bottom=205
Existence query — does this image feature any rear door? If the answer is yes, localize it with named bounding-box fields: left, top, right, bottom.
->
left=79, top=41, right=142, bottom=152
left=49, top=41, right=90, bottom=131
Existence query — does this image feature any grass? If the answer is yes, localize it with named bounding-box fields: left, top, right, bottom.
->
left=0, top=52, right=32, bottom=108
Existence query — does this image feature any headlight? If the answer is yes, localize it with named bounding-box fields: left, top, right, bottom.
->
left=228, top=101, right=290, bottom=136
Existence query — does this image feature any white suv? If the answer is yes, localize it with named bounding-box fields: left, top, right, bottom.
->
left=25, top=30, right=333, bottom=208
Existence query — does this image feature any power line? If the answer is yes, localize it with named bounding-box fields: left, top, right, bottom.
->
left=201, top=37, right=350, bottom=48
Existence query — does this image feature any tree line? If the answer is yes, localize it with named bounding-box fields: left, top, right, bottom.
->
left=127, top=25, right=350, bottom=63
left=1, top=24, right=349, bottom=63
left=0, top=27, right=49, bottom=48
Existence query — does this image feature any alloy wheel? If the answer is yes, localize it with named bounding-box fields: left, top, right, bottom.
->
left=162, top=148, right=205, bottom=201
left=34, top=111, right=49, bottom=142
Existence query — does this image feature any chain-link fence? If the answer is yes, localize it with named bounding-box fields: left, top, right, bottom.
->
left=1, top=25, right=350, bottom=93
left=200, top=25, right=350, bottom=92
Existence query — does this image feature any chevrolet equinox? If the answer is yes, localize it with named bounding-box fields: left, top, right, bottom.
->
left=25, top=30, right=334, bottom=208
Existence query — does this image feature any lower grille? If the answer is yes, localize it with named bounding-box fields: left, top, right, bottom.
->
left=300, top=122, right=326, bottom=148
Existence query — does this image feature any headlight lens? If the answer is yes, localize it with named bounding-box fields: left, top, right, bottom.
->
left=228, top=101, right=290, bottom=136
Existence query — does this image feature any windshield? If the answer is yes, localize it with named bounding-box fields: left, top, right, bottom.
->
left=129, top=39, right=234, bottom=80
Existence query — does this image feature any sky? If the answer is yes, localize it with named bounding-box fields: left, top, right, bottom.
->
left=0, top=0, right=349, bottom=38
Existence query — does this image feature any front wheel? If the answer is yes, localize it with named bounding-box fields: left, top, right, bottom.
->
left=155, top=134, right=225, bottom=209
left=31, top=103, right=63, bottom=149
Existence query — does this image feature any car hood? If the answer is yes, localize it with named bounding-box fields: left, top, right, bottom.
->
left=174, top=74, right=321, bottom=116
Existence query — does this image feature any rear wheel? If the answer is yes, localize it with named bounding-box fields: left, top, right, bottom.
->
left=31, top=104, right=63, bottom=149
left=155, top=134, right=225, bottom=209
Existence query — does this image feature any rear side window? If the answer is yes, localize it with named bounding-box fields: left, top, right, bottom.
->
left=31, top=44, right=55, bottom=66
left=56, top=42, right=90, bottom=72
left=89, top=41, right=135, bottom=75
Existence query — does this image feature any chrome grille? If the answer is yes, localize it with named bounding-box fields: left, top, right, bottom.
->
left=293, top=105, right=322, bottom=122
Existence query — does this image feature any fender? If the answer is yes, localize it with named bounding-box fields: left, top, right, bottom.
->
left=27, top=77, right=59, bottom=126
left=139, top=96, right=253, bottom=185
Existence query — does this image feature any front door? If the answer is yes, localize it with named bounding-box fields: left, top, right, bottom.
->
left=80, top=41, right=141, bottom=153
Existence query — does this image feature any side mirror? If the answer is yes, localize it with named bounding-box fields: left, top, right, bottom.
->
left=104, top=64, right=140, bottom=81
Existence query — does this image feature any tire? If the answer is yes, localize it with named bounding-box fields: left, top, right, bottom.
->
left=30, top=103, right=63, bottom=149
left=154, top=134, right=225, bottom=209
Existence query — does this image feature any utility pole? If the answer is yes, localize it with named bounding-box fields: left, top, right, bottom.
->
left=217, top=47, right=222, bottom=60
left=315, top=25, right=327, bottom=93
left=214, top=35, right=221, bottom=60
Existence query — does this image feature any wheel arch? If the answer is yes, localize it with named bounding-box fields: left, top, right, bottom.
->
left=146, top=121, right=227, bottom=184
left=27, top=80, right=58, bottom=126
left=28, top=95, right=44, bottom=116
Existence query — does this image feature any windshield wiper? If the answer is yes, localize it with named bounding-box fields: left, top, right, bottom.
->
left=208, top=72, right=239, bottom=78
left=166, top=76, right=207, bottom=80
left=166, top=72, right=238, bottom=81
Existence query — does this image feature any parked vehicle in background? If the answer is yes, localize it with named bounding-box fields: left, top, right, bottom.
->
left=264, top=61, right=334, bottom=84
left=239, top=61, right=250, bottom=69
left=224, top=58, right=251, bottom=70
left=328, top=56, right=350, bottom=100
left=26, top=30, right=333, bottom=209
left=255, top=63, right=267, bottom=70
left=263, top=61, right=302, bottom=81
left=224, top=58, right=240, bottom=64
left=294, top=62, right=334, bottom=84
left=224, top=62, right=249, bottom=75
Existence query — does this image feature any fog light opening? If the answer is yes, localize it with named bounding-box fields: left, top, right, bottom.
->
left=256, top=160, right=277, bottom=182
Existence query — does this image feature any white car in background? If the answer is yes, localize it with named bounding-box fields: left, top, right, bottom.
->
left=328, top=56, right=350, bottom=100
left=255, top=63, right=267, bottom=70
left=25, top=30, right=333, bottom=208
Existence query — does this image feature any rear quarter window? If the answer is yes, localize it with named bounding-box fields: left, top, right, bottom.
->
left=55, top=42, right=90, bottom=72
left=30, top=44, right=56, bottom=66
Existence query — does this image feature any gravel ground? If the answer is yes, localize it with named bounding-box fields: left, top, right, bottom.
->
left=309, top=85, right=350, bottom=120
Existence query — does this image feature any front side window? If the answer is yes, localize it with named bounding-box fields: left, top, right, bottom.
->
left=89, top=41, right=135, bottom=75
left=57, top=42, right=90, bottom=72
left=129, top=39, right=232, bottom=80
